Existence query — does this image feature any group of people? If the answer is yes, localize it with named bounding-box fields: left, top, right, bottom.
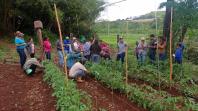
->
left=14, top=31, right=44, bottom=75
left=135, top=34, right=184, bottom=66
left=14, top=31, right=184, bottom=82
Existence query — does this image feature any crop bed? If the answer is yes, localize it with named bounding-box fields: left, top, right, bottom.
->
left=86, top=60, right=198, bottom=111
left=77, top=76, right=145, bottom=111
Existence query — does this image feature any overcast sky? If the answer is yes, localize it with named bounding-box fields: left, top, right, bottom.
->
left=98, top=0, right=166, bottom=21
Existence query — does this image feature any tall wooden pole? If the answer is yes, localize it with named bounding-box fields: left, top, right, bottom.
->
left=125, top=46, right=128, bottom=85
left=169, top=7, right=173, bottom=81
left=54, top=4, right=68, bottom=79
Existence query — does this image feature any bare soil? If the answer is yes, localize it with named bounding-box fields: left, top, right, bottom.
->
left=77, top=76, right=146, bottom=111
left=0, top=63, right=56, bottom=111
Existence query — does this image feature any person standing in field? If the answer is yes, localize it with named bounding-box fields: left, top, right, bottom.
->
left=90, top=39, right=101, bottom=63
left=26, top=37, right=35, bottom=58
left=135, top=41, right=139, bottom=61
left=83, top=39, right=91, bottom=60
left=148, top=34, right=157, bottom=64
left=15, top=31, right=27, bottom=68
left=64, top=36, right=72, bottom=54
left=157, top=37, right=166, bottom=61
left=100, top=40, right=111, bottom=60
left=43, top=37, right=51, bottom=60
left=174, top=43, right=183, bottom=64
left=117, top=37, right=127, bottom=64
left=56, top=39, right=64, bottom=67
left=137, top=37, right=147, bottom=66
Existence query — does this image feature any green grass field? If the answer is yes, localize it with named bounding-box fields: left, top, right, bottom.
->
left=98, top=33, right=148, bottom=47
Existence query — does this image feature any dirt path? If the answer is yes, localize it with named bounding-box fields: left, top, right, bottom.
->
left=0, top=63, right=56, bottom=111
left=77, top=77, right=146, bottom=111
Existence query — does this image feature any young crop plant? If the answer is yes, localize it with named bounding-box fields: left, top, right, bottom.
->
left=86, top=60, right=198, bottom=111
left=43, top=61, right=91, bottom=111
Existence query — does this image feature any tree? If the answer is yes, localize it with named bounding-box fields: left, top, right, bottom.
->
left=159, top=0, right=198, bottom=42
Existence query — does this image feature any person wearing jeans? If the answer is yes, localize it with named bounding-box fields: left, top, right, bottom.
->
left=43, top=37, right=51, bottom=60
left=15, top=31, right=27, bottom=67
left=56, top=39, right=64, bottom=67
left=117, top=37, right=127, bottom=64
left=137, top=37, right=147, bottom=66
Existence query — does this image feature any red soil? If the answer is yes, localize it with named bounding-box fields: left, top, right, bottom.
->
left=0, top=63, right=56, bottom=111
left=77, top=76, right=146, bottom=111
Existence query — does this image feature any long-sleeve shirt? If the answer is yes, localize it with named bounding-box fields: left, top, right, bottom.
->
left=69, top=62, right=87, bottom=78
left=23, top=58, right=43, bottom=70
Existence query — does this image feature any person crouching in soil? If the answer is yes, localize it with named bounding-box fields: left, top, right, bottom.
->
left=23, top=54, right=44, bottom=76
left=69, top=62, right=89, bottom=83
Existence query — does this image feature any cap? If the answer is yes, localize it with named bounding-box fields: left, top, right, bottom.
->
left=65, top=36, right=69, bottom=39
left=73, top=37, right=77, bottom=40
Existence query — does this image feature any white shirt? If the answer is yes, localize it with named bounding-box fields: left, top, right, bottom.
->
left=69, top=62, right=87, bottom=78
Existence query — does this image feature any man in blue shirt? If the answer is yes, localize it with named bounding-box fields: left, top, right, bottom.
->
left=175, top=43, right=183, bottom=64
left=63, top=36, right=72, bottom=54
left=15, top=31, right=27, bottom=67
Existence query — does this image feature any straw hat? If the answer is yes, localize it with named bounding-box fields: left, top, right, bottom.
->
left=141, top=37, right=145, bottom=41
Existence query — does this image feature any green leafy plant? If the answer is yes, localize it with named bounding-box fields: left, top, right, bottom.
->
left=43, top=61, right=91, bottom=111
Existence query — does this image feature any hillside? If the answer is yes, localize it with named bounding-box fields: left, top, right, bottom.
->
left=94, top=11, right=165, bottom=34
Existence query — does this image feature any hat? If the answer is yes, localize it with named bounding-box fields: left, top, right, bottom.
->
left=141, top=37, right=145, bottom=41
left=19, top=32, right=24, bottom=37
left=65, top=36, right=69, bottom=39
left=73, top=37, right=77, bottom=40
left=26, top=69, right=32, bottom=75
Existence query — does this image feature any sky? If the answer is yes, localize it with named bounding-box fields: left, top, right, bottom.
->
left=98, top=0, right=166, bottom=21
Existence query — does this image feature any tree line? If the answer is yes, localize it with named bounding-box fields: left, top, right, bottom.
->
left=0, top=0, right=105, bottom=36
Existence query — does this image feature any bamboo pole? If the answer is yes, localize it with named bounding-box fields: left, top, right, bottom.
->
left=54, top=4, right=68, bottom=80
left=169, top=7, right=173, bottom=81
left=125, top=46, right=128, bottom=84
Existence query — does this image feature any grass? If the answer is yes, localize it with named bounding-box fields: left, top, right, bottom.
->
left=99, top=33, right=148, bottom=47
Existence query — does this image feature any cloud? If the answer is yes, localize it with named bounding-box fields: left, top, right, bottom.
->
left=98, top=0, right=166, bottom=21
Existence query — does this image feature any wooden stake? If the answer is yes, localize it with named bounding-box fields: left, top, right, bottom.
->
left=54, top=4, right=68, bottom=80
left=125, top=46, right=128, bottom=85
left=169, top=7, right=173, bottom=81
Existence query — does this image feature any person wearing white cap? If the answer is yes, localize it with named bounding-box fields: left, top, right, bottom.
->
left=137, top=37, right=147, bottom=66
left=15, top=31, right=27, bottom=67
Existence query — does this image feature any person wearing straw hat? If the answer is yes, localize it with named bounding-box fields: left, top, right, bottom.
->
left=117, top=37, right=127, bottom=64
left=15, top=31, right=27, bottom=68
left=137, top=37, right=147, bottom=66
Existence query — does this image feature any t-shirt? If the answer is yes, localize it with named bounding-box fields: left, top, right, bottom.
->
left=43, top=40, right=51, bottom=52
left=83, top=42, right=91, bottom=56
left=26, top=42, right=35, bottom=54
left=56, top=40, right=62, bottom=51
left=15, top=37, right=26, bottom=49
left=69, top=62, right=87, bottom=78
left=137, top=42, right=147, bottom=55
left=64, top=39, right=72, bottom=52
left=118, top=42, right=126, bottom=54
left=175, top=47, right=182, bottom=59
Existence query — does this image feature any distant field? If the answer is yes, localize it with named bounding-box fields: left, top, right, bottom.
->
left=98, top=33, right=148, bottom=47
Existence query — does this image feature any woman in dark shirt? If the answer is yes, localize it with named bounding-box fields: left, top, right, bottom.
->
left=90, top=39, right=101, bottom=63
